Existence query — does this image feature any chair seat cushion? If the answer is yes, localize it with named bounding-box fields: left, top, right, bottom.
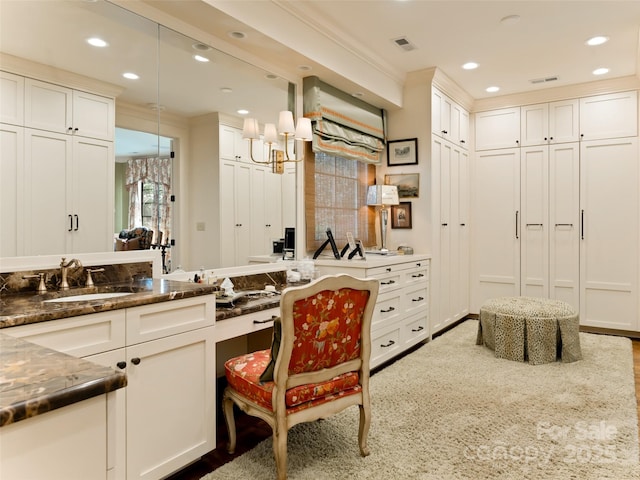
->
left=225, top=349, right=362, bottom=413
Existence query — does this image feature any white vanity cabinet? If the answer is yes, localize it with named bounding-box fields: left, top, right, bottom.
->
left=315, top=256, right=430, bottom=368
left=5, top=295, right=217, bottom=480
left=24, top=78, right=115, bottom=141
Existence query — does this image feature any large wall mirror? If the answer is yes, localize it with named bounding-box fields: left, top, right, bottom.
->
left=0, top=0, right=293, bottom=270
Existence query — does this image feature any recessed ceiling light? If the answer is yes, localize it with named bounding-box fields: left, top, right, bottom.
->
left=87, top=37, right=108, bottom=47
left=462, top=62, right=478, bottom=70
left=123, top=72, right=139, bottom=80
left=237, top=109, right=249, bottom=115
left=192, top=42, right=212, bottom=51
left=486, top=86, right=500, bottom=93
left=220, top=87, right=233, bottom=93
left=228, top=31, right=246, bottom=40
left=500, top=14, right=521, bottom=26
left=586, top=36, right=609, bottom=46
left=193, top=55, right=210, bottom=63
left=265, top=73, right=279, bottom=80
left=298, top=65, right=312, bottom=71
left=352, top=92, right=364, bottom=98
left=592, top=67, right=609, bottom=76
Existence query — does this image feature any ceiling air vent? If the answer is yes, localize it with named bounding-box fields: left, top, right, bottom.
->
left=392, top=36, right=417, bottom=52
left=530, top=76, right=559, bottom=84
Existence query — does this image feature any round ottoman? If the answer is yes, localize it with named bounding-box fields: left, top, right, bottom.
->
left=476, top=296, right=582, bottom=365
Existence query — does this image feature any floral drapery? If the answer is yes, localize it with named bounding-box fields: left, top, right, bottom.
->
left=125, top=157, right=171, bottom=244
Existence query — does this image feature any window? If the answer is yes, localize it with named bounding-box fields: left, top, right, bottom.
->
left=304, top=144, right=375, bottom=253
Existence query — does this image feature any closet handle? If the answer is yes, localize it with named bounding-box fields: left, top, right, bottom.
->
left=74, top=214, right=79, bottom=231
left=68, top=214, right=73, bottom=231
left=515, top=211, right=519, bottom=239
left=581, top=210, right=585, bottom=239
left=526, top=223, right=543, bottom=227
left=555, top=223, right=573, bottom=227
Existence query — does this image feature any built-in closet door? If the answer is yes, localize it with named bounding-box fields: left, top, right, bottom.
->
left=471, top=147, right=521, bottom=311
left=579, top=137, right=639, bottom=330
left=520, top=146, right=549, bottom=298
left=549, top=143, right=580, bottom=310
left=436, top=138, right=452, bottom=330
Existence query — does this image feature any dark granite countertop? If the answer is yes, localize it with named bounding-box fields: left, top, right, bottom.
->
left=0, top=279, right=217, bottom=328
left=0, top=334, right=127, bottom=426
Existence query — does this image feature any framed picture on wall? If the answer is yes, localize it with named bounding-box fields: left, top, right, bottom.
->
left=384, top=173, right=420, bottom=198
left=387, top=138, right=418, bottom=166
left=391, top=202, right=412, bottom=229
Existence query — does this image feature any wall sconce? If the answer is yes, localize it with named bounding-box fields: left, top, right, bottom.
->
left=242, top=111, right=312, bottom=174
left=366, top=185, right=399, bottom=253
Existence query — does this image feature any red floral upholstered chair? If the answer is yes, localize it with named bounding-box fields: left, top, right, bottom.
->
left=223, top=274, right=379, bottom=480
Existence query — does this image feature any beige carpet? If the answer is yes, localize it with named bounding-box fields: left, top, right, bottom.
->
left=202, top=320, right=640, bottom=480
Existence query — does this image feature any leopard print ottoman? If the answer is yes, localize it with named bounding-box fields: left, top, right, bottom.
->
left=476, top=296, right=582, bottom=365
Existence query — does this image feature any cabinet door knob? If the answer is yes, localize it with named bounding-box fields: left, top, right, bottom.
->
left=116, top=361, right=127, bottom=369
left=131, top=357, right=141, bottom=365
left=380, top=340, right=396, bottom=348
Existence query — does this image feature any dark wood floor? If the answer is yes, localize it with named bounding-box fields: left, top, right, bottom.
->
left=167, top=337, right=640, bottom=480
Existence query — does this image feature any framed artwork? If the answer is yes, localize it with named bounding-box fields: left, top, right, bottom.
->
left=391, top=202, right=412, bottom=229
left=384, top=173, right=420, bottom=198
left=387, top=138, right=418, bottom=166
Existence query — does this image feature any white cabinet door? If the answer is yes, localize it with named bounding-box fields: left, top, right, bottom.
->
left=24, top=78, right=72, bottom=134
left=220, top=160, right=252, bottom=266
left=24, top=128, right=71, bottom=255
left=125, top=326, right=216, bottom=480
left=580, top=138, right=639, bottom=330
left=1, top=71, right=24, bottom=125
left=72, top=136, right=114, bottom=253
left=436, top=138, right=452, bottom=331
left=520, top=103, right=549, bottom=147
left=520, top=146, right=549, bottom=298
left=471, top=148, right=521, bottom=311
left=250, top=165, right=282, bottom=256
left=1, top=124, right=23, bottom=256
left=549, top=143, right=580, bottom=310
left=549, top=99, right=579, bottom=144
left=453, top=102, right=469, bottom=148
left=453, top=146, right=470, bottom=319
left=580, top=91, right=638, bottom=141
left=474, top=107, right=520, bottom=150
left=72, top=89, right=115, bottom=141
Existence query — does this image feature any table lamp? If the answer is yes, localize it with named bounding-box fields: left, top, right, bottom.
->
left=367, top=185, right=399, bottom=252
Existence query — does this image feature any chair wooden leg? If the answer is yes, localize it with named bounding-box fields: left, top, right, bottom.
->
left=222, top=391, right=237, bottom=454
left=358, top=403, right=371, bottom=457
left=272, top=424, right=288, bottom=480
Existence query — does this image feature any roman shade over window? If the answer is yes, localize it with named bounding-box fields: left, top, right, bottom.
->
left=303, top=76, right=385, bottom=164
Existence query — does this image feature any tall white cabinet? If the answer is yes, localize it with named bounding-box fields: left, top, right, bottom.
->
left=0, top=71, right=115, bottom=257
left=431, top=87, right=470, bottom=334
left=472, top=90, right=639, bottom=332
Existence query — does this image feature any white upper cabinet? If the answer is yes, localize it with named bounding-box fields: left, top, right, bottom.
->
left=521, top=100, right=579, bottom=146
left=432, top=87, right=469, bottom=148
left=24, top=78, right=114, bottom=141
left=1, top=71, right=24, bottom=125
left=579, top=91, right=638, bottom=141
left=474, top=107, right=520, bottom=150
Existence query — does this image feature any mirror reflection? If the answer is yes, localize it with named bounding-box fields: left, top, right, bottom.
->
left=0, top=0, right=294, bottom=270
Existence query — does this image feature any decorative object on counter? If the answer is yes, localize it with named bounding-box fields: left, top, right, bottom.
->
left=384, top=173, right=420, bottom=198
left=220, top=278, right=235, bottom=297
left=312, top=228, right=341, bottom=260
left=366, top=185, right=399, bottom=253
left=386, top=138, right=418, bottom=166
left=391, top=202, right=412, bottom=229
left=242, top=111, right=312, bottom=174
left=397, top=245, right=414, bottom=255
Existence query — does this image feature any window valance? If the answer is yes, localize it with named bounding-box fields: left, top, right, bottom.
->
left=303, top=76, right=385, bottom=164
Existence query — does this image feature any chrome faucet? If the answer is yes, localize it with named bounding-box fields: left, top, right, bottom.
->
left=60, top=257, right=82, bottom=290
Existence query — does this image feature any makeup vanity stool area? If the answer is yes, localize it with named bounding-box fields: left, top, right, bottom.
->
left=1, top=287, right=217, bottom=480
left=315, top=255, right=430, bottom=368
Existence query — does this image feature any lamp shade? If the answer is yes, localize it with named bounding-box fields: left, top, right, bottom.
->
left=263, top=123, right=278, bottom=144
left=366, top=185, right=399, bottom=206
left=294, top=117, right=313, bottom=141
left=242, top=118, right=260, bottom=140
left=278, top=111, right=295, bottom=135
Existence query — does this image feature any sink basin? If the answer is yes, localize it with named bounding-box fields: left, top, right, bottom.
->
left=44, top=292, right=133, bottom=303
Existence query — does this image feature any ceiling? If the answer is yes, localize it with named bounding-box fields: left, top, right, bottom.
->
left=149, top=0, right=640, bottom=110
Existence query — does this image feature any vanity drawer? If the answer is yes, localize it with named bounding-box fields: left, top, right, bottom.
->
left=371, top=290, right=402, bottom=330
left=126, top=295, right=216, bottom=345
left=401, top=312, right=429, bottom=348
left=5, top=310, right=126, bottom=357
left=370, top=323, right=401, bottom=369
left=215, top=307, right=279, bottom=343
left=403, top=284, right=429, bottom=318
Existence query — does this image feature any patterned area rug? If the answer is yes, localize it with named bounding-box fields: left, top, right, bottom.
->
left=202, top=320, right=640, bottom=480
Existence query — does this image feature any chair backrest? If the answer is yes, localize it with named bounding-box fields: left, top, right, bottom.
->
left=274, top=274, right=379, bottom=391
left=118, top=227, right=154, bottom=250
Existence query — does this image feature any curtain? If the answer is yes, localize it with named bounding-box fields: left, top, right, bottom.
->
left=125, top=157, right=172, bottom=244
left=303, top=76, right=386, bottom=164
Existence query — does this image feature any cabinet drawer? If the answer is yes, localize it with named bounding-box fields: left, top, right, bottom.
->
left=5, top=310, right=126, bottom=357
left=404, top=284, right=429, bottom=318
left=371, top=291, right=402, bottom=330
left=401, top=313, right=429, bottom=348
left=126, top=296, right=216, bottom=345
left=402, top=264, right=429, bottom=288
left=370, top=324, right=401, bottom=368
left=369, top=270, right=402, bottom=295
left=215, top=308, right=279, bottom=343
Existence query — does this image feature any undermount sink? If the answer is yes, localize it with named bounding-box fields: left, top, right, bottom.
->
left=44, top=292, right=134, bottom=303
